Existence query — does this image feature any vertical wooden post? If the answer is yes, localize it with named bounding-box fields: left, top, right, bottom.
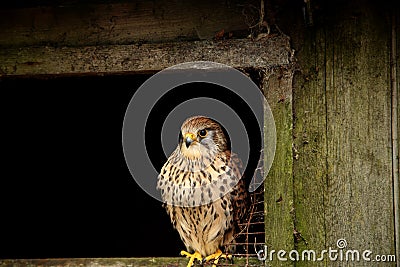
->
left=292, top=18, right=328, bottom=267
left=263, top=67, right=294, bottom=266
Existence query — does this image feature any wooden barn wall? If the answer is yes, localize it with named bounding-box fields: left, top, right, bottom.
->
left=291, top=1, right=399, bottom=266
left=0, top=1, right=399, bottom=267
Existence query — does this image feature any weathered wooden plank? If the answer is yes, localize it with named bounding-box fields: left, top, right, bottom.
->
left=0, top=257, right=260, bottom=267
left=292, top=17, right=328, bottom=267
left=0, top=36, right=291, bottom=77
left=290, top=1, right=398, bottom=266
left=263, top=67, right=294, bottom=266
left=0, top=0, right=250, bottom=48
left=324, top=2, right=395, bottom=266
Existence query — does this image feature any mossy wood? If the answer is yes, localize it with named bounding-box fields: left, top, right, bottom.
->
left=263, top=67, right=294, bottom=267
left=292, top=1, right=397, bottom=266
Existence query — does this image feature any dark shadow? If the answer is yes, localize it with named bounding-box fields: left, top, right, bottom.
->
left=0, top=73, right=261, bottom=259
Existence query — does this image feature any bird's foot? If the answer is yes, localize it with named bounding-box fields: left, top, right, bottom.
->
left=180, top=250, right=202, bottom=267
left=203, top=249, right=233, bottom=267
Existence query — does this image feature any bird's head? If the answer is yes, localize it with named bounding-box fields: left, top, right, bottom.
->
left=178, top=116, right=229, bottom=159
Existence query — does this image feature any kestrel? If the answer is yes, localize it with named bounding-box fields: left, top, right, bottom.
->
left=157, top=116, right=249, bottom=266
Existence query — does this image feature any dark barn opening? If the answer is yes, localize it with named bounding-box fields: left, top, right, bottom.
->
left=0, top=73, right=263, bottom=260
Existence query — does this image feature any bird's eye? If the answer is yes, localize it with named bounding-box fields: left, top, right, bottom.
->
left=198, top=129, right=208, bottom=138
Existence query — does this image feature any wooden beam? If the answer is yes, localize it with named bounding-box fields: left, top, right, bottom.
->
left=0, top=36, right=292, bottom=76
left=0, top=0, right=250, bottom=48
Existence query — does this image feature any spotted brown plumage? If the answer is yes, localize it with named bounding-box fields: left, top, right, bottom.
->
left=157, top=116, right=249, bottom=266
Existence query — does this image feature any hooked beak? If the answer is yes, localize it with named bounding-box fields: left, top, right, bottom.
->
left=184, top=133, right=196, bottom=148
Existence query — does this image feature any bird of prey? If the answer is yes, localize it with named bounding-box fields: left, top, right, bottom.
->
left=157, top=116, right=249, bottom=266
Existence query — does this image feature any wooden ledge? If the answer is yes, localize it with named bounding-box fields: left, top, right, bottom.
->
left=0, top=36, right=292, bottom=77
left=0, top=257, right=262, bottom=267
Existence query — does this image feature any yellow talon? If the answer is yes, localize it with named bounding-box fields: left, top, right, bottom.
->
left=180, top=250, right=202, bottom=267
left=203, top=249, right=232, bottom=267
